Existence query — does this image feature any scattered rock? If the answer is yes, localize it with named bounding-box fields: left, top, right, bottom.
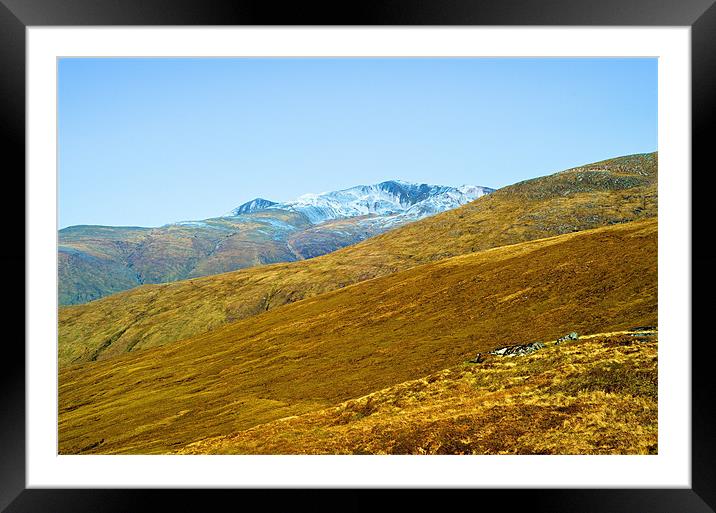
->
left=555, top=332, right=579, bottom=344
left=489, top=341, right=544, bottom=357
left=467, top=353, right=484, bottom=364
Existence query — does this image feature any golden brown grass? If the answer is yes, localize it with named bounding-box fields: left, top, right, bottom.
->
left=58, top=219, right=657, bottom=454
left=58, top=152, right=657, bottom=366
left=179, top=331, right=657, bottom=455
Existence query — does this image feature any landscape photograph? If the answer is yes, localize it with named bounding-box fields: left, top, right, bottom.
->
left=57, top=57, right=658, bottom=455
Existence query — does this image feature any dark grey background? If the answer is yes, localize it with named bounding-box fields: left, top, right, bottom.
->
left=1, top=0, right=715, bottom=25
left=2, top=1, right=713, bottom=511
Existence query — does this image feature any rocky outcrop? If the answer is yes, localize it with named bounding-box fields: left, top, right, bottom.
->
left=555, top=332, right=579, bottom=344
left=489, top=341, right=545, bottom=357
left=470, top=331, right=579, bottom=363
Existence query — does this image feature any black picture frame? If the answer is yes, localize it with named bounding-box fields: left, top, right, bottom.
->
left=2, top=1, right=713, bottom=511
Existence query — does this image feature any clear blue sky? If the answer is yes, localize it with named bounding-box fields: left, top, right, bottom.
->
left=58, top=57, right=657, bottom=228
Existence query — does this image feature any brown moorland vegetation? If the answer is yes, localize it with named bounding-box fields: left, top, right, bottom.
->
left=59, top=218, right=657, bottom=454
left=179, top=331, right=658, bottom=455
left=58, top=152, right=657, bottom=366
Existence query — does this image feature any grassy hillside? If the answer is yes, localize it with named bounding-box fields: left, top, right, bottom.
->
left=58, top=211, right=312, bottom=305
left=58, top=152, right=657, bottom=366
left=58, top=249, right=142, bottom=306
left=180, top=330, right=657, bottom=455
left=59, top=226, right=151, bottom=305
left=59, top=219, right=657, bottom=454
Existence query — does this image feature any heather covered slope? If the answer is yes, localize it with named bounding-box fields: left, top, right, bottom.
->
left=59, top=219, right=657, bottom=454
left=58, top=152, right=657, bottom=367
left=180, top=331, right=658, bottom=455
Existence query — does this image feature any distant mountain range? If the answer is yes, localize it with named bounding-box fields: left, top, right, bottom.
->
left=59, top=180, right=493, bottom=305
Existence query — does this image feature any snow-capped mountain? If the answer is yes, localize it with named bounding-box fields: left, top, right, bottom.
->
left=229, top=198, right=278, bottom=216
left=228, top=180, right=494, bottom=225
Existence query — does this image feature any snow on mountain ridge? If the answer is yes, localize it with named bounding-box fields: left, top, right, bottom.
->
left=229, top=198, right=278, bottom=216
left=228, top=180, right=494, bottom=225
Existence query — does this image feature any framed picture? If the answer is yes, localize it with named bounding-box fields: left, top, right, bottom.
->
left=4, top=0, right=713, bottom=511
